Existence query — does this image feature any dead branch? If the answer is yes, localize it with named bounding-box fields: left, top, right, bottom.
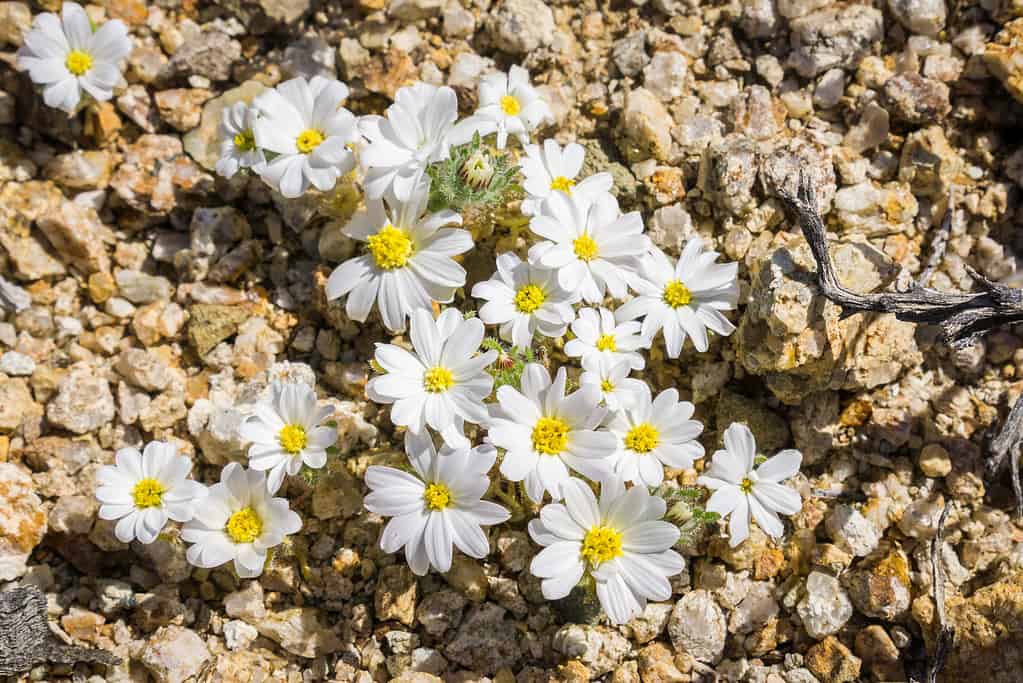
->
left=915, top=503, right=955, bottom=683
left=988, top=393, right=1023, bottom=519
left=918, top=190, right=955, bottom=288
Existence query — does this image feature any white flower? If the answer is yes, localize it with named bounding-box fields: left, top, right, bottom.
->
left=528, top=192, right=650, bottom=303
left=487, top=364, right=616, bottom=502
left=528, top=478, right=684, bottom=625
left=579, top=354, right=646, bottom=412
left=697, top=423, right=802, bottom=547
left=364, top=431, right=510, bottom=575
left=252, top=76, right=358, bottom=198
left=360, top=82, right=458, bottom=200
left=95, top=441, right=207, bottom=545
left=216, top=101, right=266, bottom=179
left=616, top=239, right=739, bottom=358
left=472, top=252, right=578, bottom=350
left=367, top=307, right=498, bottom=448
left=237, top=381, right=338, bottom=493
left=181, top=463, right=302, bottom=578
left=325, top=186, right=472, bottom=333
left=453, top=65, right=552, bottom=149
left=16, top=2, right=131, bottom=114
left=564, top=307, right=647, bottom=371
left=519, top=140, right=614, bottom=216
left=605, top=385, right=705, bottom=488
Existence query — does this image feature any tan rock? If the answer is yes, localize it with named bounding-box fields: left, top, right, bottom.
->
left=985, top=19, right=1023, bottom=103
left=43, top=150, right=117, bottom=191
left=0, top=462, right=47, bottom=580
left=254, top=607, right=341, bottom=658
left=616, top=88, right=673, bottom=163
left=0, top=2, right=31, bottom=46
left=0, top=377, right=38, bottom=432
left=805, top=636, right=861, bottom=683
left=443, top=555, right=488, bottom=602
left=376, top=564, right=418, bottom=626
left=36, top=201, right=112, bottom=274
left=155, top=88, right=213, bottom=132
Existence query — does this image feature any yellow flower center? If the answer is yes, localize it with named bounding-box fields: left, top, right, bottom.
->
left=662, top=280, right=692, bottom=308
left=624, top=423, right=659, bottom=454
left=550, top=176, right=576, bottom=193
left=132, top=478, right=166, bottom=509
left=600, top=379, right=615, bottom=393
left=596, top=334, right=617, bottom=352
left=226, top=507, right=263, bottom=544
left=296, top=128, right=325, bottom=154
left=532, top=416, right=569, bottom=455
left=423, top=482, right=453, bottom=510
left=278, top=423, right=308, bottom=454
left=581, top=525, right=623, bottom=566
left=423, top=366, right=455, bottom=393
left=740, top=477, right=754, bottom=494
left=514, top=284, right=546, bottom=314
left=65, top=50, right=93, bottom=76
left=233, top=129, right=256, bottom=152
left=573, top=234, right=599, bottom=262
left=367, top=224, right=413, bottom=270
left=500, top=95, right=521, bottom=115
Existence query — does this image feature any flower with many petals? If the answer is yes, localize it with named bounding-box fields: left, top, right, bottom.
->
left=580, top=354, right=646, bottom=411
left=453, top=65, right=552, bottom=149
left=565, top=307, right=647, bottom=371
left=216, top=102, right=266, bottom=179
left=519, top=140, right=614, bottom=216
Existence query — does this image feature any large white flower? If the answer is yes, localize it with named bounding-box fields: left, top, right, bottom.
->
left=529, top=478, right=684, bottom=625
left=605, top=385, right=705, bottom=488
left=364, top=431, right=510, bottom=575
left=16, top=2, right=131, bottom=114
left=565, top=307, right=647, bottom=371
left=616, top=239, right=739, bottom=358
left=487, top=364, right=615, bottom=502
left=472, top=252, right=578, bottom=350
left=95, top=441, right=207, bottom=544
left=216, top=101, right=266, bottom=179
left=453, top=65, right=552, bottom=149
left=697, top=423, right=802, bottom=547
left=367, top=307, right=497, bottom=448
left=325, top=186, right=472, bottom=333
left=359, top=82, right=458, bottom=200
left=237, top=381, right=338, bottom=493
left=181, top=463, right=302, bottom=579
left=252, top=76, right=359, bottom=198
left=519, top=140, right=614, bottom=216
left=528, top=192, right=650, bottom=304
left=579, top=354, right=646, bottom=412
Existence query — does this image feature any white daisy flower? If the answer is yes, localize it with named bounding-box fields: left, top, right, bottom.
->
left=487, top=363, right=616, bottom=503
left=367, top=307, right=498, bottom=448
left=252, top=76, right=359, bottom=198
left=471, top=252, right=578, bottom=350
left=564, top=307, right=647, bottom=371
left=579, top=354, right=646, bottom=412
left=697, top=423, right=803, bottom=547
left=453, top=65, right=553, bottom=149
left=519, top=140, right=614, bottom=216
left=181, top=463, right=302, bottom=579
left=364, top=431, right=511, bottom=575
left=605, top=385, right=705, bottom=488
left=237, top=381, right=338, bottom=494
left=528, top=192, right=650, bottom=304
left=359, top=82, right=458, bottom=200
left=528, top=477, right=684, bottom=625
left=616, top=239, right=739, bottom=358
left=216, top=101, right=266, bottom=179
left=325, top=186, right=472, bottom=333
left=16, top=2, right=131, bottom=114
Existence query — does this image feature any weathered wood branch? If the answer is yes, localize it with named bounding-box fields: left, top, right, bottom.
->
left=909, top=503, right=955, bottom=683
left=988, top=392, right=1023, bottom=519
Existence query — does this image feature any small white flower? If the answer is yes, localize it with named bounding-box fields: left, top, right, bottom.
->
left=528, top=192, right=650, bottom=304
left=697, top=423, right=802, bottom=547
left=605, top=385, right=705, bottom=488
left=364, top=431, right=510, bottom=575
left=325, top=186, right=472, bottom=333
left=16, top=2, right=131, bottom=114
left=565, top=307, right=647, bottom=371
left=453, top=65, right=553, bottom=149
left=518, top=140, right=614, bottom=216
left=181, top=463, right=302, bottom=578
left=487, top=364, right=616, bottom=502
left=95, top=441, right=207, bottom=545
left=529, top=478, right=684, bottom=625
left=237, top=381, right=338, bottom=494
left=216, top=101, right=266, bottom=179
left=367, top=307, right=498, bottom=448
left=360, top=82, right=458, bottom=200
left=616, top=239, right=739, bottom=358
left=252, top=76, right=359, bottom=198
left=579, top=354, right=646, bottom=412
left=472, top=252, right=578, bottom=350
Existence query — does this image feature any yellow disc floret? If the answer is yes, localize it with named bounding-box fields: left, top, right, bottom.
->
left=226, top=507, right=263, bottom=544
left=278, top=423, right=308, bottom=454
left=423, top=482, right=453, bottom=510
left=573, top=234, right=599, bottom=262
left=662, top=280, right=692, bottom=308
left=532, top=416, right=569, bottom=455
left=550, top=176, right=576, bottom=193
left=740, top=477, right=754, bottom=494
left=596, top=334, right=617, bottom=352
left=423, top=366, right=455, bottom=393
left=367, top=224, right=413, bottom=270
left=624, top=423, right=659, bottom=454
left=514, top=284, right=546, bottom=313
left=65, top=50, right=93, bottom=76
left=132, top=478, right=166, bottom=509
left=581, top=525, right=624, bottom=566
left=233, top=129, right=256, bottom=152
left=296, top=128, right=325, bottom=154
left=600, top=379, right=615, bottom=393
left=500, top=95, right=521, bottom=116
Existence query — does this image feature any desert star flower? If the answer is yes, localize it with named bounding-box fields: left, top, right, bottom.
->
left=16, top=2, right=131, bottom=114
left=181, top=463, right=302, bottom=578
left=529, top=478, right=684, bottom=625
left=367, top=307, right=498, bottom=448
left=565, top=307, right=647, bottom=371
left=472, top=252, right=578, bottom=350
left=237, top=381, right=338, bottom=493
left=453, top=65, right=553, bottom=149
left=364, top=432, right=510, bottom=575
left=252, top=76, right=358, bottom=198
left=95, top=441, right=207, bottom=545
left=616, top=238, right=739, bottom=358
left=697, top=423, right=803, bottom=547
left=579, top=354, right=646, bottom=411
left=528, top=192, right=650, bottom=303
left=487, top=364, right=616, bottom=502
left=325, top=187, right=472, bottom=332
left=216, top=101, right=265, bottom=179
left=519, top=140, right=614, bottom=216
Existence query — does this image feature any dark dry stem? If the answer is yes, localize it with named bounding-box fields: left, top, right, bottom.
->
left=910, top=503, right=954, bottom=683
left=918, top=188, right=955, bottom=288
left=988, top=393, right=1023, bottom=519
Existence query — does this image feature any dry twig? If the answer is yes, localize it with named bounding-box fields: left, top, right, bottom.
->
left=909, top=503, right=955, bottom=683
